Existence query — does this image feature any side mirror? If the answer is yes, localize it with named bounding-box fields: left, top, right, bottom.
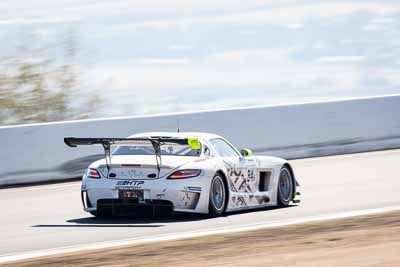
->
left=204, top=146, right=211, bottom=157
left=240, top=148, right=253, bottom=157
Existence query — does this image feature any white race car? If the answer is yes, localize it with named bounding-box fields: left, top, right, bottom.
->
left=64, top=132, right=300, bottom=217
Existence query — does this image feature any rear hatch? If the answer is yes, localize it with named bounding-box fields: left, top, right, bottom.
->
left=64, top=136, right=202, bottom=180
left=95, top=155, right=194, bottom=179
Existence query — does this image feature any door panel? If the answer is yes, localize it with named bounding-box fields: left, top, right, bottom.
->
left=209, top=138, right=268, bottom=209
left=224, top=157, right=257, bottom=193
left=224, top=157, right=271, bottom=210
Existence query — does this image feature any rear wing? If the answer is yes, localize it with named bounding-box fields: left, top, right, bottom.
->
left=64, top=137, right=197, bottom=147
left=64, top=137, right=201, bottom=178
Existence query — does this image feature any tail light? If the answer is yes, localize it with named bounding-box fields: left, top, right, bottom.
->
left=168, top=169, right=201, bottom=179
left=87, top=168, right=101, bottom=179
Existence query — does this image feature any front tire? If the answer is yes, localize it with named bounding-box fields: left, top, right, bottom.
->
left=208, top=174, right=227, bottom=217
left=277, top=167, right=293, bottom=207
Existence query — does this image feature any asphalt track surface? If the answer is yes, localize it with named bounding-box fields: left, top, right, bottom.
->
left=1, top=149, right=400, bottom=259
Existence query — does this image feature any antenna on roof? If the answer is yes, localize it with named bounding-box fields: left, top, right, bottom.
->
left=176, top=117, right=180, bottom=133
left=175, top=100, right=181, bottom=133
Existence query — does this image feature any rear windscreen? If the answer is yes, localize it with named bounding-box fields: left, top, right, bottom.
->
left=112, top=144, right=200, bottom=157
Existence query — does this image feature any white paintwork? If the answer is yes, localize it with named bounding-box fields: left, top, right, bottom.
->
left=83, top=132, right=292, bottom=214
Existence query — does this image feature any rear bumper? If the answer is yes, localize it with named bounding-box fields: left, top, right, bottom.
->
left=81, top=174, right=211, bottom=214
left=81, top=187, right=207, bottom=215
left=95, top=198, right=174, bottom=217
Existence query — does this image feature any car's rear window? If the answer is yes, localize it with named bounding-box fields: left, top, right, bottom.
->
left=113, top=144, right=200, bottom=157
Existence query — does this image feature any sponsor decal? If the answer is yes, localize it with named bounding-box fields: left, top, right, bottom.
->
left=231, top=196, right=247, bottom=207
left=188, top=137, right=201, bottom=149
left=180, top=191, right=200, bottom=209
left=115, top=180, right=144, bottom=189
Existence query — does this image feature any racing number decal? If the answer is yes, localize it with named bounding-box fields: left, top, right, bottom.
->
left=245, top=167, right=257, bottom=192
left=248, top=169, right=255, bottom=180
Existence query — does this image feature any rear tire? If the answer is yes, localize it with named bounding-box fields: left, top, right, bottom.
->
left=89, top=211, right=99, bottom=217
left=277, top=167, right=293, bottom=207
left=208, top=174, right=227, bottom=217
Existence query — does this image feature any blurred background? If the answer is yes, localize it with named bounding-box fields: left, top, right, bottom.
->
left=1, top=0, right=399, bottom=125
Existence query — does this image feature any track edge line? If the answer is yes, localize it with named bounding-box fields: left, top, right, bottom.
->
left=2, top=205, right=400, bottom=264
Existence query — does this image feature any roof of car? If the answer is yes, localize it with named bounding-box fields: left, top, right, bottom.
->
left=129, top=132, right=223, bottom=140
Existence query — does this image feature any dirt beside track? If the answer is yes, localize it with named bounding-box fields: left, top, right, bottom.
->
left=4, top=211, right=400, bottom=267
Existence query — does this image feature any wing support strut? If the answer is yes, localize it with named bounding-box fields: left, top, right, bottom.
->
left=102, top=142, right=112, bottom=177
left=64, top=137, right=199, bottom=180
left=150, top=140, right=162, bottom=179
left=101, top=141, right=162, bottom=178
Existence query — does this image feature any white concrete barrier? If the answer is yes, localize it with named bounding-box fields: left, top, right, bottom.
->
left=1, top=95, right=400, bottom=186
